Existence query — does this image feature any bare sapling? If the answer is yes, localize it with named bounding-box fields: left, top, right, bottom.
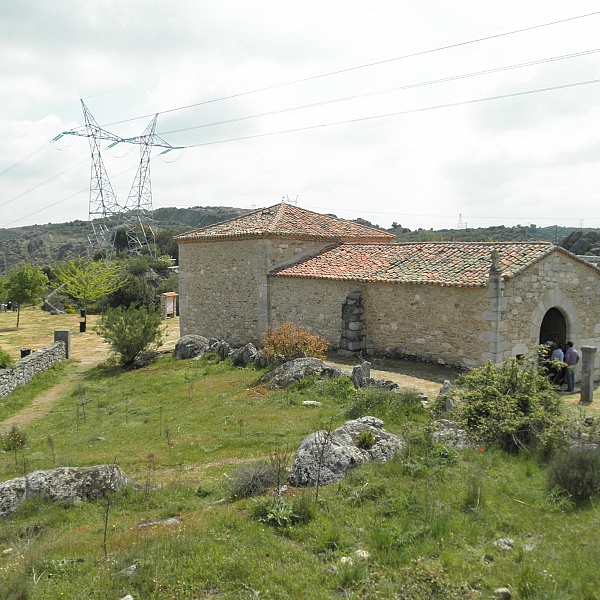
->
left=46, top=435, right=56, bottom=464
left=270, top=444, right=291, bottom=496
left=314, top=419, right=334, bottom=505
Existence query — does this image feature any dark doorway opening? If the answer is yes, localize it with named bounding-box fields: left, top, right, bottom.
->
left=539, top=308, right=567, bottom=347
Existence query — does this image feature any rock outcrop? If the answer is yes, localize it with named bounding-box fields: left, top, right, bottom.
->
left=230, top=343, right=258, bottom=367
left=287, top=416, right=404, bottom=487
left=0, top=465, right=132, bottom=517
left=174, top=335, right=210, bottom=359
left=260, top=357, right=342, bottom=387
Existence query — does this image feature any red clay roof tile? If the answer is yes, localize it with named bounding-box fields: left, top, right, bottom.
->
left=175, top=202, right=395, bottom=243
left=271, top=242, right=558, bottom=287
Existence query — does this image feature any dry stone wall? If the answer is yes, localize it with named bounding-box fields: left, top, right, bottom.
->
left=0, top=341, right=66, bottom=399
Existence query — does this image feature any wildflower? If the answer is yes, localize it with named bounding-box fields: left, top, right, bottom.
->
left=478, top=447, right=484, bottom=452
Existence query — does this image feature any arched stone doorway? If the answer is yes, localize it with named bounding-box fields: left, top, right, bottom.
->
left=539, top=307, right=567, bottom=347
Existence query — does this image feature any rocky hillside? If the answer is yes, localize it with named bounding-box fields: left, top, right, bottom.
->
left=0, top=206, right=250, bottom=277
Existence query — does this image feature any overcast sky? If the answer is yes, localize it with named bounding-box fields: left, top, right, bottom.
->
left=1, top=0, right=600, bottom=231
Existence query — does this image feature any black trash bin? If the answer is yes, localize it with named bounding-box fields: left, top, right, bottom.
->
left=80, top=321, right=86, bottom=333
left=20, top=348, right=31, bottom=358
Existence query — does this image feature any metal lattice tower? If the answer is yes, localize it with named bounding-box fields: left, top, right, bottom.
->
left=80, top=100, right=122, bottom=256
left=58, top=101, right=180, bottom=258
left=121, top=115, right=159, bottom=256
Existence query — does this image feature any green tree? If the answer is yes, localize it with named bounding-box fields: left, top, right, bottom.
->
left=108, top=275, right=156, bottom=309
left=94, top=303, right=164, bottom=367
left=56, top=259, right=126, bottom=322
left=4, top=263, right=49, bottom=327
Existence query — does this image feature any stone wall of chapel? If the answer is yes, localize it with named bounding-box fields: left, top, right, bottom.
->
left=270, top=277, right=493, bottom=368
left=269, top=277, right=353, bottom=342
left=364, top=282, right=491, bottom=368
left=178, top=238, right=329, bottom=345
left=501, top=253, right=600, bottom=374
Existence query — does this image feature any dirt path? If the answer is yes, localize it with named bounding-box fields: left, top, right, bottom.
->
left=0, top=318, right=182, bottom=434
left=325, top=353, right=458, bottom=398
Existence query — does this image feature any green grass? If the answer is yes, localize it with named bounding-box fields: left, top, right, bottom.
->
left=0, top=362, right=69, bottom=422
left=1, top=355, right=600, bottom=598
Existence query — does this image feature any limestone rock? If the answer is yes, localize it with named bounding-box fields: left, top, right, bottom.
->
left=438, top=380, right=452, bottom=396
left=132, top=351, right=160, bottom=369
left=230, top=343, right=258, bottom=367
left=253, top=350, right=270, bottom=368
left=287, top=416, right=404, bottom=487
left=570, top=441, right=600, bottom=452
left=174, top=335, right=209, bottom=360
left=260, top=357, right=332, bottom=387
left=351, top=361, right=371, bottom=387
left=494, top=588, right=512, bottom=600
left=431, top=419, right=473, bottom=449
left=209, top=340, right=231, bottom=361
left=0, top=465, right=132, bottom=517
left=495, top=538, right=515, bottom=551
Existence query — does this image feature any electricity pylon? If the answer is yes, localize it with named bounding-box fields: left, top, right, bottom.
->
left=57, top=100, right=180, bottom=258
left=55, top=101, right=122, bottom=257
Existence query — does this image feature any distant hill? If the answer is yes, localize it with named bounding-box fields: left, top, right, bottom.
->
left=0, top=205, right=597, bottom=277
left=0, top=206, right=250, bottom=277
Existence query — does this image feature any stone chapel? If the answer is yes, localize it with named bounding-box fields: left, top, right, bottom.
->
left=175, top=202, right=600, bottom=374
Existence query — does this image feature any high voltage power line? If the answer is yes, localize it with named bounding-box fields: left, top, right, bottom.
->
left=2, top=9, right=600, bottom=228
left=3, top=74, right=599, bottom=226
left=100, top=9, right=600, bottom=127
left=156, top=49, right=600, bottom=137
left=2, top=45, right=598, bottom=182
left=168, top=78, right=600, bottom=149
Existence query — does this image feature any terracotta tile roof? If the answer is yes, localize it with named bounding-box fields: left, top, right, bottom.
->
left=271, top=242, right=560, bottom=287
left=174, top=202, right=395, bottom=243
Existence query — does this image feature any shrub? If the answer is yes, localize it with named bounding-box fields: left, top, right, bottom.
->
left=262, top=322, right=328, bottom=364
left=128, top=254, right=152, bottom=275
left=227, top=461, right=278, bottom=500
left=548, top=449, right=600, bottom=505
left=0, top=347, right=13, bottom=369
left=452, top=352, right=568, bottom=457
left=357, top=430, right=375, bottom=449
left=94, top=303, right=164, bottom=367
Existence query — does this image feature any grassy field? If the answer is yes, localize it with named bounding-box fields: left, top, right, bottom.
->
left=0, top=355, right=599, bottom=598
left=1, top=312, right=600, bottom=598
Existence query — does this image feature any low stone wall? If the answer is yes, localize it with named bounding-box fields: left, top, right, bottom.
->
left=0, top=342, right=66, bottom=399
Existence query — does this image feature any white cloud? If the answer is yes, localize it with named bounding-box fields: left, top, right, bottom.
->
left=1, top=0, right=600, bottom=231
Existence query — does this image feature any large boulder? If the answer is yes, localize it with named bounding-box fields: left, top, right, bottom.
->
left=260, top=357, right=337, bottom=387
left=287, top=417, right=404, bottom=487
left=0, top=465, right=132, bottom=517
left=230, top=343, right=258, bottom=367
left=174, top=335, right=209, bottom=360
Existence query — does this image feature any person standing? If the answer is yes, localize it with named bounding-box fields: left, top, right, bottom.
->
left=564, top=342, right=580, bottom=393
